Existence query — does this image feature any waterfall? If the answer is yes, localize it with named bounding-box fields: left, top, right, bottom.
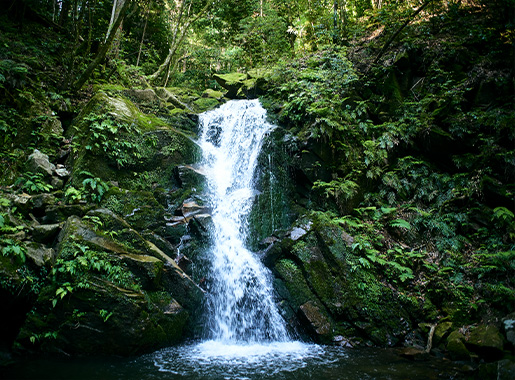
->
left=198, top=99, right=289, bottom=343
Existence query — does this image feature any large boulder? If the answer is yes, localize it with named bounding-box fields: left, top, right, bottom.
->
left=268, top=219, right=415, bottom=346
left=26, top=149, right=55, bottom=177
left=466, top=325, right=504, bottom=361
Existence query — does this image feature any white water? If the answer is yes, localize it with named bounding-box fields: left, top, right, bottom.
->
left=198, top=99, right=288, bottom=343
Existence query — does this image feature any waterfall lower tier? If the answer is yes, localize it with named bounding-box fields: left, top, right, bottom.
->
left=198, top=99, right=288, bottom=343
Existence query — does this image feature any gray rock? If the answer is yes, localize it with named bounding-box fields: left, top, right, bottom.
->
left=502, top=313, right=515, bottom=346
left=32, top=223, right=61, bottom=244
left=467, top=325, right=504, bottom=361
left=446, top=330, right=470, bottom=361
left=26, top=149, right=55, bottom=176
left=25, top=242, right=55, bottom=267
left=32, top=193, right=56, bottom=209
left=55, top=168, right=70, bottom=178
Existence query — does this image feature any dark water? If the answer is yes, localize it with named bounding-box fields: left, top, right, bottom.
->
left=2, top=341, right=465, bottom=380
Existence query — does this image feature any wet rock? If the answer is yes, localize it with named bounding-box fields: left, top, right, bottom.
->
left=298, top=301, right=332, bottom=342
left=181, top=200, right=210, bottom=219
left=25, top=242, right=55, bottom=267
left=26, top=149, right=55, bottom=177
left=398, top=346, right=430, bottom=361
left=32, top=223, right=61, bottom=244
left=502, top=313, right=515, bottom=346
left=175, top=165, right=205, bottom=189
left=466, top=325, right=504, bottom=361
left=333, top=335, right=354, bottom=348
left=120, top=253, right=163, bottom=290
left=447, top=330, right=470, bottom=361
left=434, top=321, right=453, bottom=346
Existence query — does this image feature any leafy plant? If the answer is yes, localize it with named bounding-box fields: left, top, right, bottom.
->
left=14, top=172, right=53, bottom=194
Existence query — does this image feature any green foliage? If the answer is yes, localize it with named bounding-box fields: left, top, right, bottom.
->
left=14, top=172, right=53, bottom=194
left=51, top=241, right=140, bottom=307
left=65, top=171, right=109, bottom=204
left=1, top=238, right=26, bottom=264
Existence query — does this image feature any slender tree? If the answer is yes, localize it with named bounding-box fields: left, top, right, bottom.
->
left=72, top=0, right=132, bottom=91
left=146, top=0, right=214, bottom=84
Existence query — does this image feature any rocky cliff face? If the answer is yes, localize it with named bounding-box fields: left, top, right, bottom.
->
left=0, top=87, right=224, bottom=357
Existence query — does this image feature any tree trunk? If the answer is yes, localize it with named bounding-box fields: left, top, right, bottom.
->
left=136, top=13, right=148, bottom=67
left=369, top=0, right=432, bottom=70
left=72, top=0, right=131, bottom=91
left=147, top=0, right=213, bottom=84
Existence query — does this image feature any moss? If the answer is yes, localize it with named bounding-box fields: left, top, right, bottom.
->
left=215, top=72, right=247, bottom=85
left=193, top=97, right=220, bottom=113
left=101, top=189, right=164, bottom=230
left=275, top=259, right=317, bottom=309
left=201, top=89, right=224, bottom=100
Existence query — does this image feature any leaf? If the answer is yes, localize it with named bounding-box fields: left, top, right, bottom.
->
left=390, top=219, right=411, bottom=230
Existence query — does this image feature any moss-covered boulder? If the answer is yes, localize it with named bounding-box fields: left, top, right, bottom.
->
left=16, top=282, right=188, bottom=356
left=446, top=330, right=470, bottom=361
left=466, top=325, right=504, bottom=361
left=213, top=73, right=247, bottom=98
left=268, top=219, right=415, bottom=346
left=66, top=92, right=199, bottom=192
left=12, top=208, right=204, bottom=356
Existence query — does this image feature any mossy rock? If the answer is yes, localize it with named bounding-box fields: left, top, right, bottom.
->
left=213, top=73, right=247, bottom=98
left=446, top=330, right=470, bottom=361
left=67, top=92, right=200, bottom=191
left=101, top=188, right=165, bottom=230
left=16, top=281, right=188, bottom=356
left=201, top=89, right=224, bottom=100
left=466, top=325, right=504, bottom=361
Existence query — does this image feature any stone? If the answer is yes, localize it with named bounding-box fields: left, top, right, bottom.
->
left=299, top=301, right=332, bottom=341
left=213, top=73, right=247, bottom=98
left=120, top=253, right=163, bottom=290
left=398, top=346, right=430, bottom=361
left=125, top=88, right=158, bottom=103
left=43, top=204, right=92, bottom=223
left=51, top=176, right=64, bottom=189
left=16, top=281, right=189, bottom=356
left=502, top=313, right=515, bottom=346
left=201, top=89, right=224, bottom=100
left=446, top=330, right=470, bottom=361
left=26, top=149, right=55, bottom=177
left=5, top=193, right=32, bottom=214
left=25, top=242, right=55, bottom=267
left=434, top=321, right=453, bottom=346
left=181, top=200, right=210, bottom=219
left=32, top=223, right=61, bottom=244
left=41, top=117, right=63, bottom=136
left=466, top=325, right=504, bottom=361
left=175, top=165, right=205, bottom=188
left=498, top=359, right=515, bottom=380
left=55, top=167, right=70, bottom=178
left=31, top=193, right=56, bottom=209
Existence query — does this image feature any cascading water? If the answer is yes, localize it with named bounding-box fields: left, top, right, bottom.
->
left=2, top=100, right=464, bottom=380
left=198, top=99, right=288, bottom=343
